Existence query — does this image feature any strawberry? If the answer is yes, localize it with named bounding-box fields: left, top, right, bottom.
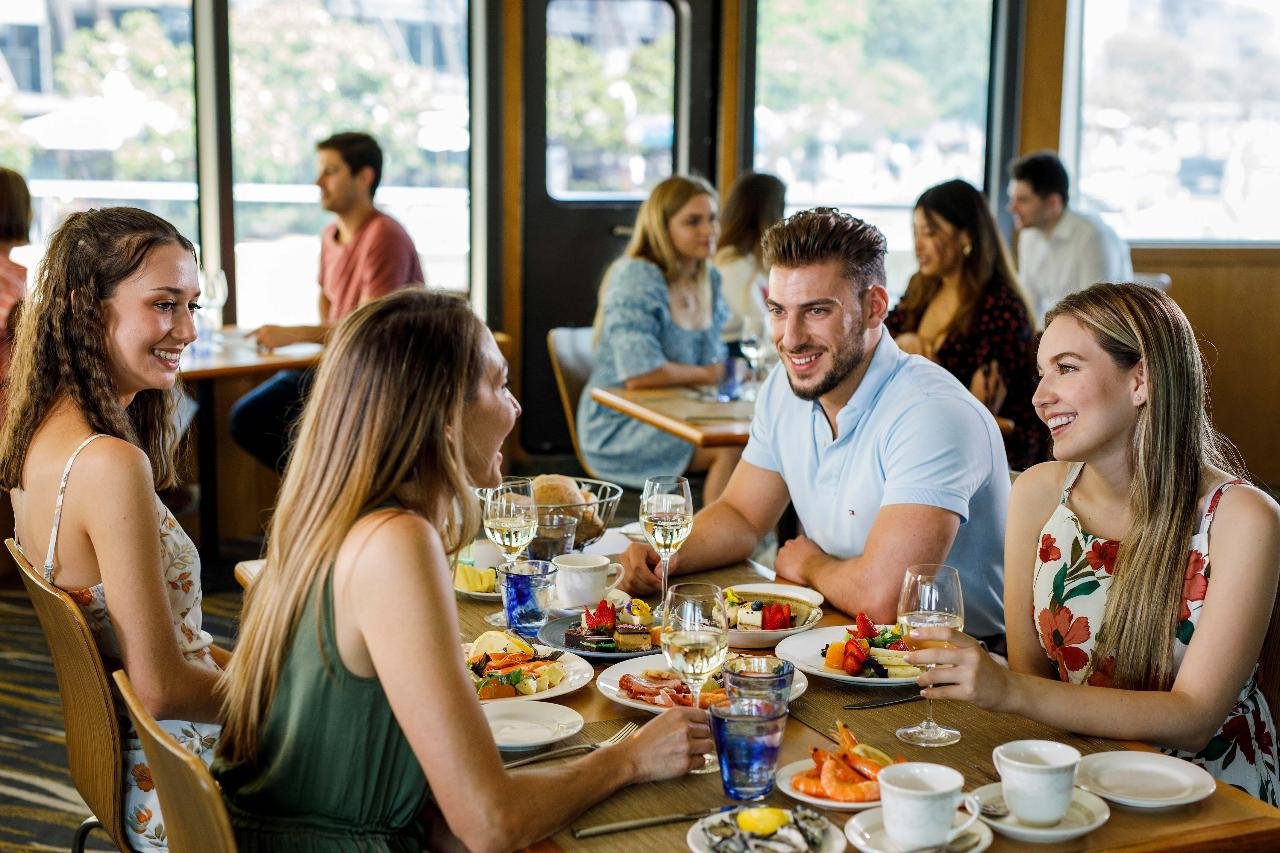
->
left=584, top=600, right=616, bottom=632
left=855, top=612, right=877, bottom=639
left=887, top=640, right=908, bottom=651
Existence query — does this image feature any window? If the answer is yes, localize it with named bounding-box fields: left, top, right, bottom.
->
left=546, top=0, right=676, bottom=199
left=0, top=2, right=197, bottom=275
left=1065, top=0, right=1280, bottom=243
left=753, top=0, right=995, bottom=297
left=228, top=0, right=469, bottom=328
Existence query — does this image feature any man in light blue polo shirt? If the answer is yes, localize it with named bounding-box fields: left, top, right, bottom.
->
left=618, top=208, right=1008, bottom=642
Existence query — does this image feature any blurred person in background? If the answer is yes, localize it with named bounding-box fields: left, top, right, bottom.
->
left=578, top=175, right=741, bottom=504
left=229, top=132, right=424, bottom=472
left=714, top=171, right=786, bottom=340
left=1008, top=151, right=1133, bottom=325
left=0, top=167, right=31, bottom=405
left=890, top=179, right=1046, bottom=470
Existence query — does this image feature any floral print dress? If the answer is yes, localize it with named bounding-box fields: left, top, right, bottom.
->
left=1032, top=462, right=1278, bottom=804
left=18, top=434, right=221, bottom=850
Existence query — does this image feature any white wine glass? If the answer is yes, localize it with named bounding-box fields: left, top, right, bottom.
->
left=738, top=315, right=762, bottom=396
left=896, top=563, right=965, bottom=747
left=662, top=582, right=729, bottom=774
left=482, top=477, right=536, bottom=567
left=640, top=475, right=694, bottom=620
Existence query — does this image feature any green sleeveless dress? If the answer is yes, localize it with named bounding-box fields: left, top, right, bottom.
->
left=212, top=573, right=429, bottom=851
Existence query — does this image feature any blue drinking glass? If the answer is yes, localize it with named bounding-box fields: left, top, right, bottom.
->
left=499, top=560, right=556, bottom=638
left=716, top=356, right=747, bottom=402
left=709, top=697, right=788, bottom=801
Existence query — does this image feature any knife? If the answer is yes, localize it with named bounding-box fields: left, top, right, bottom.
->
left=843, top=693, right=923, bottom=710
left=571, top=806, right=727, bottom=839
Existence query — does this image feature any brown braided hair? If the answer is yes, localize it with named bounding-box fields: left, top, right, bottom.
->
left=0, top=207, right=195, bottom=491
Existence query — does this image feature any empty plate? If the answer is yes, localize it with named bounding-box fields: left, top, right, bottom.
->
left=482, top=701, right=583, bottom=751
left=1076, top=751, right=1216, bottom=808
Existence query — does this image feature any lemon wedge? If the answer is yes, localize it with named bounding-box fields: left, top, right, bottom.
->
left=851, top=742, right=894, bottom=767
left=455, top=564, right=496, bottom=593
left=736, top=807, right=791, bottom=836
left=470, top=630, right=534, bottom=658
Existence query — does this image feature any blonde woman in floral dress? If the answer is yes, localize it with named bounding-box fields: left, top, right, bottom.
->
left=905, top=283, right=1279, bottom=804
left=0, top=208, right=227, bottom=848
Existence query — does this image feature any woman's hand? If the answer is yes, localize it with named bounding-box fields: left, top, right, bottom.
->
left=613, top=706, right=714, bottom=782
left=904, top=628, right=1014, bottom=711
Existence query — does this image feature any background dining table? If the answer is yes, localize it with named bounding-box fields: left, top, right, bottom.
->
left=238, top=530, right=1280, bottom=851
left=590, top=385, right=754, bottom=448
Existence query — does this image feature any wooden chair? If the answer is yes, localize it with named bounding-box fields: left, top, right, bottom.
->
left=6, top=539, right=126, bottom=852
left=547, top=326, right=600, bottom=477
left=111, top=670, right=237, bottom=853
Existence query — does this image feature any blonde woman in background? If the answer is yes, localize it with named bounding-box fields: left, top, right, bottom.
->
left=714, top=171, right=785, bottom=340
left=214, top=290, right=711, bottom=852
left=907, top=283, right=1280, bottom=803
left=578, top=174, right=741, bottom=503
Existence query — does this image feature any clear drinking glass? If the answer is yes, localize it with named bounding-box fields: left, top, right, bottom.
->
left=640, top=475, right=694, bottom=620
left=197, top=268, right=228, bottom=350
left=482, top=477, right=537, bottom=567
left=738, top=315, right=763, bottom=400
left=896, top=563, right=965, bottom=747
left=662, top=582, right=729, bottom=774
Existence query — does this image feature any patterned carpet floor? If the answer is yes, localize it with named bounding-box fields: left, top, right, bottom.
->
left=0, top=575, right=241, bottom=852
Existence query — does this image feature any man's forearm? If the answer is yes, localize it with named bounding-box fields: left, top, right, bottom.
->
left=670, top=500, right=761, bottom=574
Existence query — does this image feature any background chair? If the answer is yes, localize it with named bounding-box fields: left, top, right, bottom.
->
left=1131, top=271, right=1172, bottom=291
left=547, top=326, right=599, bottom=477
left=6, top=539, right=125, bottom=853
left=111, top=670, right=237, bottom=853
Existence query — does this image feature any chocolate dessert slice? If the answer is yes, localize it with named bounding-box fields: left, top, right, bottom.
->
left=580, top=634, right=617, bottom=653
left=613, top=623, right=652, bottom=652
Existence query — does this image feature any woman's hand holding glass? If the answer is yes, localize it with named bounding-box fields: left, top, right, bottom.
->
left=906, top=629, right=1013, bottom=712
left=610, top=706, right=715, bottom=782
left=896, top=564, right=965, bottom=746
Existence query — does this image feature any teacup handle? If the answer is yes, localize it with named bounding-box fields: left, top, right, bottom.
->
left=604, top=562, right=623, bottom=592
left=947, top=794, right=982, bottom=842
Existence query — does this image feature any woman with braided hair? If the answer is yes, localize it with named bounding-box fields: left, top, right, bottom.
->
left=0, top=207, right=226, bottom=850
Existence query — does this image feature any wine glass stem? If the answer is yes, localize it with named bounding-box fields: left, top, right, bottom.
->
left=659, top=554, right=669, bottom=621
left=689, top=682, right=701, bottom=710
left=923, top=665, right=937, bottom=727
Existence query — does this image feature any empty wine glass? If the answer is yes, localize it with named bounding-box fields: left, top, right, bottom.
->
left=640, top=476, right=694, bottom=619
left=662, top=582, right=728, bottom=773
left=896, top=564, right=965, bottom=747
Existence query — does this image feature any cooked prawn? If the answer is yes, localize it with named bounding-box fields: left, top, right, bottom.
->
left=837, top=748, right=885, bottom=780
left=791, top=769, right=827, bottom=798
left=836, top=719, right=858, bottom=752
left=820, top=758, right=880, bottom=802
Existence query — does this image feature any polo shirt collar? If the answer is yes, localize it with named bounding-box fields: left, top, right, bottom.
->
left=811, top=330, right=902, bottom=443
left=1049, top=209, right=1082, bottom=244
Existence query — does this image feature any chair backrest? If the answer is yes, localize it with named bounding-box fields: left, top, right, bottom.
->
left=546, top=327, right=598, bottom=477
left=1259, top=592, right=1280, bottom=717
left=111, top=670, right=237, bottom=853
left=6, top=539, right=126, bottom=848
left=1132, top=271, right=1172, bottom=292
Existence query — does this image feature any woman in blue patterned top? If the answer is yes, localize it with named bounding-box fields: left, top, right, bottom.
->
left=578, top=175, right=741, bottom=502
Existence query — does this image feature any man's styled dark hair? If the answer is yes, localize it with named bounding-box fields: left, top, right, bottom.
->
left=1009, top=151, right=1070, bottom=206
left=317, top=131, right=384, bottom=195
left=761, top=207, right=886, bottom=295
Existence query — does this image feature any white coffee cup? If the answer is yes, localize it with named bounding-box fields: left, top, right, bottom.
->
left=551, top=553, right=623, bottom=607
left=878, top=763, right=981, bottom=850
left=993, top=740, right=1081, bottom=827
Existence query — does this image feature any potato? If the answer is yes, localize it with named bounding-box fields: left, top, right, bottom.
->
left=885, top=664, right=923, bottom=678
left=544, top=662, right=566, bottom=687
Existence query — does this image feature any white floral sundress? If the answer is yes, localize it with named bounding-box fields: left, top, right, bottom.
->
left=1032, top=461, right=1278, bottom=804
left=18, top=434, right=221, bottom=850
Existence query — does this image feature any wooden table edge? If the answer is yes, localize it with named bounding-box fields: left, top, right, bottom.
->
left=589, top=386, right=749, bottom=448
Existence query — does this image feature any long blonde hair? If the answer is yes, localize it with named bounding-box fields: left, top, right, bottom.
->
left=1046, top=283, right=1243, bottom=690
left=593, top=174, right=717, bottom=343
left=218, top=289, right=484, bottom=763
left=0, top=207, right=191, bottom=490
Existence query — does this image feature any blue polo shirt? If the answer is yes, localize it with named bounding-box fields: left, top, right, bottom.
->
left=743, top=333, right=1008, bottom=638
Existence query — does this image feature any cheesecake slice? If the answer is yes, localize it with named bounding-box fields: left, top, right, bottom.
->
left=613, top=623, right=652, bottom=653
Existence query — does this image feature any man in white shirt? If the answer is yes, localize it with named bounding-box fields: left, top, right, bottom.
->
left=1007, top=152, right=1133, bottom=325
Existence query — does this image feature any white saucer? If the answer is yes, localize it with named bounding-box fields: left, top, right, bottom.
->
left=971, top=782, right=1109, bottom=842
left=483, top=701, right=583, bottom=750
left=1076, top=751, right=1216, bottom=808
left=775, top=759, right=880, bottom=811
left=845, top=808, right=993, bottom=853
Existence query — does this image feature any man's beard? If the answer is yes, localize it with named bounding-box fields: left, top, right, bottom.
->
left=784, top=333, right=866, bottom=402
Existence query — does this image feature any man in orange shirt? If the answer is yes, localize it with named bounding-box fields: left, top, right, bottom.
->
left=229, top=132, right=424, bottom=471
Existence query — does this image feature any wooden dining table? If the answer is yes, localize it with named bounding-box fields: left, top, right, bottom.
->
left=237, top=534, right=1280, bottom=851
left=590, top=385, right=754, bottom=447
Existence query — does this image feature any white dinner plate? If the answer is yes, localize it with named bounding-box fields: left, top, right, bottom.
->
left=970, top=782, right=1109, bottom=843
left=461, top=642, right=594, bottom=703
left=1076, top=751, right=1216, bottom=808
left=483, top=702, right=584, bottom=751
left=455, top=587, right=502, bottom=602
left=727, top=582, right=825, bottom=608
left=844, top=808, right=993, bottom=853
left=775, top=759, right=880, bottom=811
left=775, top=626, right=918, bottom=687
left=688, top=808, right=845, bottom=853
left=595, top=654, right=808, bottom=714
left=619, top=521, right=648, bottom=542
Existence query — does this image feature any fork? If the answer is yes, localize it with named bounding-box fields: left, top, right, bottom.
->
left=502, top=721, right=639, bottom=769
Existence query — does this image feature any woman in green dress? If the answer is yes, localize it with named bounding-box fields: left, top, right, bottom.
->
left=213, top=289, right=712, bottom=852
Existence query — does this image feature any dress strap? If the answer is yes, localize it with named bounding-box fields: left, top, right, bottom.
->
left=1058, top=462, right=1086, bottom=505
left=43, top=434, right=108, bottom=583
left=1196, top=478, right=1247, bottom=538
